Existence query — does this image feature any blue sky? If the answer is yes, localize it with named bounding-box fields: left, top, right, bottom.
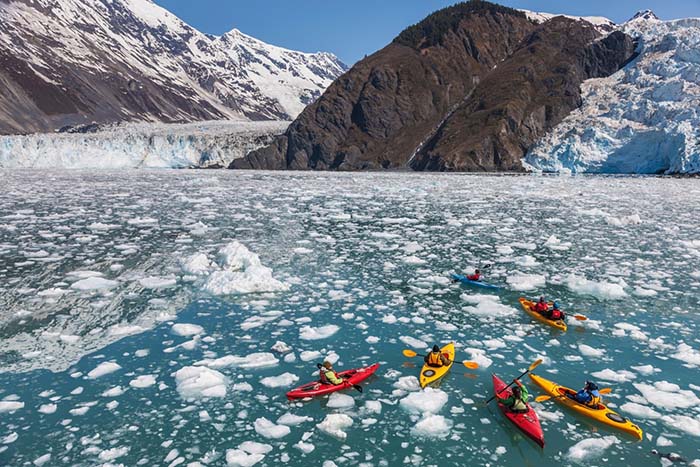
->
left=154, top=0, right=700, bottom=64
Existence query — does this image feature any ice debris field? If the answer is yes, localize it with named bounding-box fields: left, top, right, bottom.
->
left=0, top=171, right=699, bottom=467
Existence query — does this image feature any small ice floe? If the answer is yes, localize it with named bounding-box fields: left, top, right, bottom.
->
left=253, top=417, right=290, bottom=439
left=544, top=235, right=571, bottom=251
left=412, top=414, right=453, bottom=438
left=139, top=276, right=177, bottom=289
left=400, top=388, right=448, bottom=414
left=38, top=404, right=57, bottom=414
left=276, top=413, right=313, bottom=426
left=202, top=241, right=289, bottom=295
left=633, top=381, right=700, bottom=410
left=32, top=453, right=51, bottom=466
left=660, top=415, right=700, bottom=437
left=578, top=344, right=605, bottom=358
left=129, top=375, right=157, bottom=388
left=70, top=277, right=118, bottom=291
left=567, top=436, right=618, bottom=463
left=87, top=362, right=122, bottom=379
left=565, top=275, right=627, bottom=300
left=0, top=400, right=24, bottom=414
left=317, top=414, right=353, bottom=440
left=171, top=323, right=204, bottom=337
left=393, top=376, right=421, bottom=393
left=463, top=348, right=492, bottom=368
left=270, top=341, right=292, bottom=354
left=460, top=294, right=516, bottom=319
left=181, top=253, right=212, bottom=276
left=299, top=325, right=340, bottom=340
left=618, top=402, right=661, bottom=419
left=173, top=366, right=227, bottom=399
left=226, top=440, right=272, bottom=467
left=260, top=373, right=299, bottom=388
left=506, top=272, right=546, bottom=291
left=671, top=343, right=700, bottom=367
left=590, top=368, right=635, bottom=383
left=606, top=214, right=642, bottom=227
left=399, top=335, right=427, bottom=349
left=326, top=393, right=355, bottom=409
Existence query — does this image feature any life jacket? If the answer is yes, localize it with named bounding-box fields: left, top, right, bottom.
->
left=467, top=274, right=481, bottom=281
left=550, top=309, right=563, bottom=320
left=574, top=389, right=592, bottom=404
left=319, top=368, right=338, bottom=385
left=510, top=394, right=528, bottom=412
left=427, top=351, right=443, bottom=367
left=534, top=302, right=549, bottom=313
left=589, top=390, right=601, bottom=407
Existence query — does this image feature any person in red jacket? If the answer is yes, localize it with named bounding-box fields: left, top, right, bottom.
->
left=533, top=296, right=550, bottom=315
left=466, top=269, right=481, bottom=281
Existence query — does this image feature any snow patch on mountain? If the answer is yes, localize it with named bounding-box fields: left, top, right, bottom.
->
left=520, top=9, right=615, bottom=33
left=524, top=13, right=700, bottom=174
left=0, top=121, right=289, bottom=169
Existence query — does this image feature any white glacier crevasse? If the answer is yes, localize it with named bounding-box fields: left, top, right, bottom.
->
left=524, top=13, right=700, bottom=174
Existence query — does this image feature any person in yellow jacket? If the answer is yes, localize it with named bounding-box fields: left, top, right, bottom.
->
left=424, top=345, right=451, bottom=367
left=319, top=361, right=345, bottom=386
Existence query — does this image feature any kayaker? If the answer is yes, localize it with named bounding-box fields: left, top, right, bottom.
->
left=572, top=381, right=601, bottom=407
left=466, top=269, right=482, bottom=281
left=319, top=361, right=345, bottom=386
left=546, top=302, right=566, bottom=321
left=497, top=379, right=530, bottom=413
left=424, top=345, right=451, bottom=367
left=533, top=296, right=550, bottom=315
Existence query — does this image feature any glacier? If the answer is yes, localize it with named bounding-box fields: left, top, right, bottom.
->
left=525, top=12, right=700, bottom=174
left=0, top=121, right=289, bottom=169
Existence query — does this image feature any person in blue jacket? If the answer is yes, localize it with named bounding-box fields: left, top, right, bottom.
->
left=573, top=380, right=601, bottom=407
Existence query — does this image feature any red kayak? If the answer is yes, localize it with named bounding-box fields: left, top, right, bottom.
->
left=492, top=374, right=545, bottom=448
left=286, top=363, right=380, bottom=400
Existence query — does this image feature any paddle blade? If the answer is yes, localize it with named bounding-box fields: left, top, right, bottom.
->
left=599, top=388, right=612, bottom=395
left=463, top=361, right=479, bottom=370
left=574, top=314, right=588, bottom=321
left=402, top=349, right=418, bottom=358
left=535, top=395, right=552, bottom=402
left=353, top=384, right=363, bottom=393
left=528, top=359, right=544, bottom=372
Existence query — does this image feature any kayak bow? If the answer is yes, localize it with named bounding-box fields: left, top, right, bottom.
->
left=451, top=274, right=501, bottom=290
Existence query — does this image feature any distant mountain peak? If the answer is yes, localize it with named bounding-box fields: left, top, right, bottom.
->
left=629, top=10, right=660, bottom=22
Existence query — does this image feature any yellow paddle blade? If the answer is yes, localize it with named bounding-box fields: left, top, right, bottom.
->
left=574, top=314, right=588, bottom=321
left=600, top=388, right=612, bottom=395
left=535, top=395, right=551, bottom=402
left=529, top=359, right=543, bottom=372
left=463, top=361, right=479, bottom=370
left=402, top=349, right=418, bottom=358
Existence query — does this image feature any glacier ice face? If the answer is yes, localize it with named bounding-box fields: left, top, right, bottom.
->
left=524, top=15, right=700, bottom=174
left=0, top=121, right=289, bottom=169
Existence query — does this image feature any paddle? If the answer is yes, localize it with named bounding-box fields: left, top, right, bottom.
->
left=402, top=349, right=480, bottom=370
left=316, top=363, right=363, bottom=393
left=572, top=314, right=588, bottom=321
left=535, top=387, right=611, bottom=403
left=484, top=359, right=543, bottom=405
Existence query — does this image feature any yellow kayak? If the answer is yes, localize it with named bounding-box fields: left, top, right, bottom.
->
left=529, top=373, right=643, bottom=440
left=420, top=342, right=455, bottom=388
left=519, top=298, right=567, bottom=332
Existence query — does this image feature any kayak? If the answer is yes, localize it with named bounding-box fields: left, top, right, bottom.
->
left=420, top=342, right=455, bottom=388
left=519, top=297, right=567, bottom=332
left=286, top=363, right=380, bottom=400
left=492, top=374, right=545, bottom=448
left=451, top=274, right=501, bottom=290
left=529, top=373, right=643, bottom=440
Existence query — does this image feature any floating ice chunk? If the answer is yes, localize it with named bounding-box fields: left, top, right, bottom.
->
left=317, top=414, right=353, bottom=440
left=634, top=381, right=700, bottom=410
left=239, top=441, right=272, bottom=455
left=87, top=362, right=122, bottom=379
left=139, top=276, right=177, bottom=289
left=203, top=241, right=288, bottom=295
left=0, top=401, right=24, bottom=413
left=567, top=436, right=618, bottom=463
left=98, top=446, right=129, bottom=461
left=380, top=314, right=398, bottom=324
left=591, top=369, right=635, bottom=383
left=412, top=414, right=452, bottom=438
left=70, top=277, right=118, bottom=291
left=277, top=413, right=313, bottom=426
left=671, top=343, right=700, bottom=367
left=578, top=344, right=604, bottom=358
left=172, top=323, right=204, bottom=336
left=181, top=253, right=212, bottom=276
left=293, top=440, right=315, bottom=453
left=69, top=405, right=89, bottom=416
left=632, top=286, right=657, bottom=297
left=300, top=351, right=323, bottom=362
left=173, top=366, right=227, bottom=399
left=196, top=353, right=279, bottom=369
left=402, top=256, right=427, bottom=265
left=631, top=365, right=658, bottom=376
left=2, top=432, right=18, bottom=444
left=299, top=325, right=340, bottom=340
left=260, top=373, right=299, bottom=388
left=544, top=235, right=571, bottom=251
left=326, top=393, right=355, bottom=409
left=464, top=348, right=492, bottom=368
left=400, top=388, right=448, bottom=414
left=394, top=376, right=421, bottom=392
left=506, top=273, right=546, bottom=291
left=366, top=336, right=380, bottom=344
left=38, top=404, right=57, bottom=414
left=33, top=453, right=51, bottom=466
left=566, top=275, right=627, bottom=300
left=253, top=417, right=290, bottom=439
left=661, top=415, right=700, bottom=437
left=108, top=324, right=146, bottom=337
left=130, top=375, right=156, bottom=388
left=399, top=335, right=427, bottom=349
left=101, top=386, right=126, bottom=397
left=364, top=400, right=382, bottom=414
left=606, top=214, right=642, bottom=227
left=619, top=403, right=661, bottom=419
left=226, top=449, right=264, bottom=467
left=271, top=341, right=292, bottom=354
left=233, top=382, right=253, bottom=392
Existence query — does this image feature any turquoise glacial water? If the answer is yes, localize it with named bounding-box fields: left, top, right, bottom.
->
left=0, top=171, right=699, bottom=467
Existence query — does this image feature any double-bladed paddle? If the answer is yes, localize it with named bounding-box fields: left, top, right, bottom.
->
left=484, top=359, right=543, bottom=405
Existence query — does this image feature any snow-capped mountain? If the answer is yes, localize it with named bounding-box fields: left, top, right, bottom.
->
left=519, top=9, right=616, bottom=33
left=0, top=0, right=346, bottom=135
left=525, top=11, right=700, bottom=174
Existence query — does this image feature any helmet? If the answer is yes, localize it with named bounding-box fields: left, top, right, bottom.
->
left=475, top=269, right=480, bottom=274
left=553, top=302, right=560, bottom=310
left=585, top=381, right=599, bottom=391
left=432, top=345, right=441, bottom=353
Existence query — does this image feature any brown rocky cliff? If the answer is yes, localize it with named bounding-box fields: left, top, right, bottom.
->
left=233, top=2, right=637, bottom=172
